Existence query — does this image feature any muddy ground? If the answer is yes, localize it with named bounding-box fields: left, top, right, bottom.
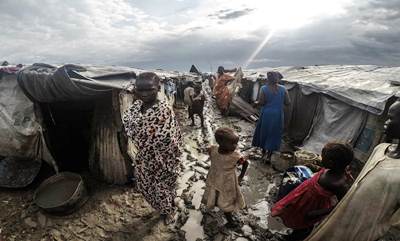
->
left=1, top=86, right=399, bottom=241
left=0, top=84, right=289, bottom=241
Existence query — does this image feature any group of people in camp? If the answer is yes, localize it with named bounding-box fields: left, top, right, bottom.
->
left=122, top=69, right=400, bottom=240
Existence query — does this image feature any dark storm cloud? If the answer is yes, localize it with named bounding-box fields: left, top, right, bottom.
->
left=344, top=0, right=400, bottom=65
left=208, top=8, right=254, bottom=20
left=368, top=0, right=400, bottom=10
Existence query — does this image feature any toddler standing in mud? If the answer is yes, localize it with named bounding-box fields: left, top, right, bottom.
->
left=202, top=127, right=249, bottom=228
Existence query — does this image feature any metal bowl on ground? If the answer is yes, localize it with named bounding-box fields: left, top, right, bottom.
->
left=0, top=156, right=42, bottom=188
left=34, top=172, right=88, bottom=215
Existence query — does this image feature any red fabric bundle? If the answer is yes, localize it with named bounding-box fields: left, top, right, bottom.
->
left=271, top=169, right=335, bottom=229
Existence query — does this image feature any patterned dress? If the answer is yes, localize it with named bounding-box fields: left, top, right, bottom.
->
left=213, top=74, right=234, bottom=113
left=122, top=99, right=182, bottom=215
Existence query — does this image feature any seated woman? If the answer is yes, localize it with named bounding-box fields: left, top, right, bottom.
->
left=271, top=142, right=354, bottom=240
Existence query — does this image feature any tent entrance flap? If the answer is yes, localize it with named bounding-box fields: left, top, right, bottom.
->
left=40, top=100, right=95, bottom=172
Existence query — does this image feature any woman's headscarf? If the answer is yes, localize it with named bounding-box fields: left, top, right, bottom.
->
left=217, top=66, right=225, bottom=75
left=267, top=71, right=283, bottom=85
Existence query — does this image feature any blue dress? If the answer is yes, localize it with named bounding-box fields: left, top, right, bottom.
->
left=252, top=84, right=286, bottom=152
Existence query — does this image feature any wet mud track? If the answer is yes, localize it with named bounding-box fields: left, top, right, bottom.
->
left=0, top=88, right=291, bottom=241
left=174, top=86, right=287, bottom=241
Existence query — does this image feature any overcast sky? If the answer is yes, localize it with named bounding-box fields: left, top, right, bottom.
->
left=1, top=0, right=399, bottom=71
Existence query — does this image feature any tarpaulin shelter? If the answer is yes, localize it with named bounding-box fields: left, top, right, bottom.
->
left=0, top=65, right=56, bottom=169
left=1, top=63, right=188, bottom=185
left=242, top=65, right=400, bottom=162
left=189, top=65, right=201, bottom=75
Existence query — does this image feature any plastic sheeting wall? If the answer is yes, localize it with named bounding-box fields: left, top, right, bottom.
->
left=89, top=91, right=131, bottom=184
left=0, top=73, right=55, bottom=167
left=302, top=96, right=368, bottom=154
left=285, top=84, right=320, bottom=145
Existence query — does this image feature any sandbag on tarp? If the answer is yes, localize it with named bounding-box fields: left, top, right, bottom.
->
left=0, top=73, right=56, bottom=170
left=302, top=96, right=367, bottom=154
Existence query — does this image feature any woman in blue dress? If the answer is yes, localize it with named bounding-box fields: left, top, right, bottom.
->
left=252, top=71, right=290, bottom=162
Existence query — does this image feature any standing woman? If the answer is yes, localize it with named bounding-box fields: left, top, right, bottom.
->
left=213, top=66, right=236, bottom=115
left=122, top=72, right=182, bottom=224
left=252, top=71, right=290, bottom=162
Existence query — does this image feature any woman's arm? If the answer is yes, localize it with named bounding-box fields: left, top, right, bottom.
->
left=118, top=130, right=129, bottom=156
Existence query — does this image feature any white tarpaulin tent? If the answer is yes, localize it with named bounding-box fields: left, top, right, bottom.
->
left=243, top=65, right=400, bottom=160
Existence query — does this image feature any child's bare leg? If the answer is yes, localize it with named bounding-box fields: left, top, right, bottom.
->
left=189, top=107, right=195, bottom=126
left=190, top=115, right=195, bottom=126
left=199, top=112, right=205, bottom=128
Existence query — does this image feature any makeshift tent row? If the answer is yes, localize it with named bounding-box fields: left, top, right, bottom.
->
left=242, top=65, right=400, bottom=162
left=0, top=63, right=191, bottom=185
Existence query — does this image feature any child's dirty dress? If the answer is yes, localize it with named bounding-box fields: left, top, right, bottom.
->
left=202, top=145, right=246, bottom=212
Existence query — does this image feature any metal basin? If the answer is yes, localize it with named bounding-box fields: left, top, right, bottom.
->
left=34, top=172, right=88, bottom=215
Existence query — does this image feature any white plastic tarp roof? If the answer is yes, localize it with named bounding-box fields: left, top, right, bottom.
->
left=244, top=65, right=400, bottom=115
